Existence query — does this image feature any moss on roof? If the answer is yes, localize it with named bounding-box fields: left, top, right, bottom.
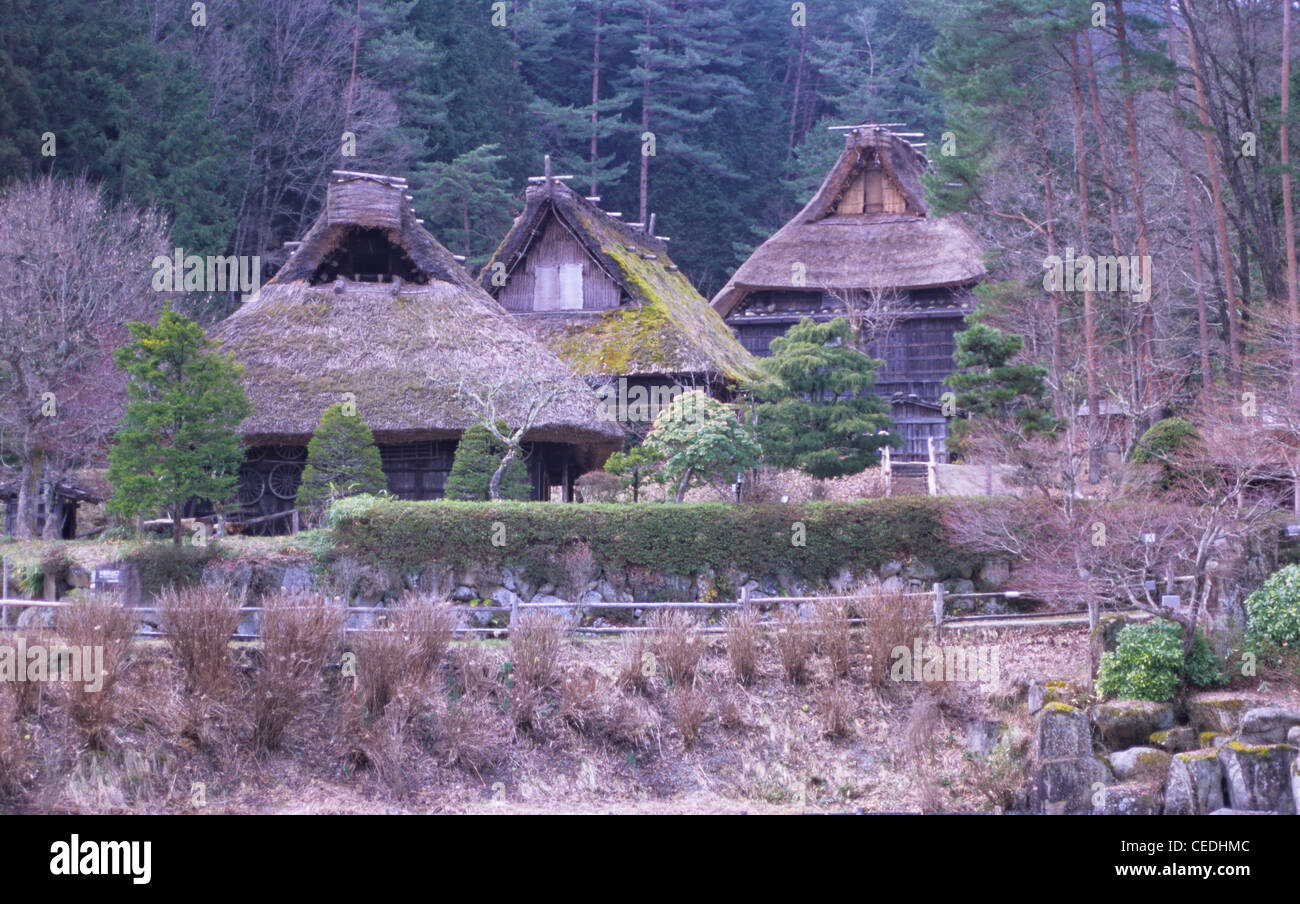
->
left=482, top=183, right=761, bottom=384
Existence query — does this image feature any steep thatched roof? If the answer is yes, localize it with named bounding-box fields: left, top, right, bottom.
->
left=712, top=127, right=987, bottom=317
left=209, top=172, right=624, bottom=458
left=480, top=181, right=760, bottom=384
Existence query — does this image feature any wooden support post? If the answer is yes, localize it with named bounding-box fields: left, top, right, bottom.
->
left=882, top=446, right=892, bottom=497
left=926, top=436, right=938, bottom=496
left=932, top=582, right=945, bottom=628
left=291, top=510, right=300, bottom=535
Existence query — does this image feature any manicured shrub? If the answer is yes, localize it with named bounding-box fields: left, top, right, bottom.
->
left=1243, top=564, right=1300, bottom=653
left=296, top=404, right=387, bottom=524
left=327, top=497, right=975, bottom=591
left=444, top=422, right=531, bottom=501
left=1097, top=619, right=1226, bottom=702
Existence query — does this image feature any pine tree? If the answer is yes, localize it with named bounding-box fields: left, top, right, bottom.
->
left=297, top=403, right=388, bottom=524
left=749, top=317, right=895, bottom=479
left=947, top=322, right=1056, bottom=457
left=107, top=305, right=253, bottom=544
left=444, top=421, right=532, bottom=501
left=413, top=143, right=518, bottom=266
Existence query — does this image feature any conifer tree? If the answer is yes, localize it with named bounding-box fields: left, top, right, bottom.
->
left=297, top=403, right=388, bottom=524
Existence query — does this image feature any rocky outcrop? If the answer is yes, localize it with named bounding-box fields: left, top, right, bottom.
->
left=1237, top=706, right=1300, bottom=746
left=1032, top=704, right=1112, bottom=814
left=1163, top=751, right=1226, bottom=815
left=1091, top=701, right=1175, bottom=749
left=1218, top=743, right=1297, bottom=815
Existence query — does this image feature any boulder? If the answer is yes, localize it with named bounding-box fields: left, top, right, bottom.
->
left=977, top=558, right=1010, bottom=587
left=528, top=594, right=575, bottom=623
left=879, top=561, right=903, bottom=579
left=1186, top=694, right=1255, bottom=735
left=1163, top=750, right=1225, bottom=815
left=1237, top=706, right=1300, bottom=746
left=280, top=564, right=312, bottom=594
left=965, top=719, right=1006, bottom=755
left=1218, top=743, right=1297, bottom=815
left=1290, top=726, right=1300, bottom=748
left=1035, top=704, right=1093, bottom=760
left=1035, top=756, right=1111, bottom=815
left=1091, top=701, right=1175, bottom=749
left=1092, top=782, right=1163, bottom=815
left=1148, top=727, right=1196, bottom=753
left=1109, top=747, right=1172, bottom=782
left=902, top=559, right=936, bottom=581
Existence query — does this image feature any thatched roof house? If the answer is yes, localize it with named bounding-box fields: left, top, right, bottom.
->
left=209, top=171, right=623, bottom=518
left=479, top=175, right=760, bottom=403
left=712, top=126, right=987, bottom=461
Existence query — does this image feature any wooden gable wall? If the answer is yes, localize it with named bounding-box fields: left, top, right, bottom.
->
left=498, top=214, right=623, bottom=312
left=833, top=155, right=908, bottom=216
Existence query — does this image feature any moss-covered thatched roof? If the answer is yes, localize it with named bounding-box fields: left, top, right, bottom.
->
left=712, top=128, right=987, bottom=317
left=209, top=173, right=624, bottom=459
left=480, top=181, right=760, bottom=384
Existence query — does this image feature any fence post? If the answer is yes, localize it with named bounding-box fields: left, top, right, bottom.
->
left=291, top=510, right=300, bottom=535
left=740, top=585, right=750, bottom=616
left=882, top=446, right=892, bottom=497
left=1, top=556, right=7, bottom=628
left=932, top=582, right=945, bottom=628
left=509, top=595, right=519, bottom=635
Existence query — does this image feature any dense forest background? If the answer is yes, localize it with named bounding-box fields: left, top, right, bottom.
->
left=0, top=0, right=940, bottom=317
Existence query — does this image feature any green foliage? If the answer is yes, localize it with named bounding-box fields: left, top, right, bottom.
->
left=1243, top=564, right=1300, bottom=653
left=1097, top=620, right=1226, bottom=702
left=750, top=318, right=896, bottom=478
left=947, top=322, right=1056, bottom=456
left=642, top=390, right=762, bottom=502
left=328, top=496, right=978, bottom=591
left=603, top=442, right=665, bottom=503
left=296, top=404, right=388, bottom=524
left=128, top=543, right=220, bottom=598
left=1185, top=633, right=1229, bottom=690
left=444, top=422, right=532, bottom=502
left=106, top=305, right=253, bottom=543
left=1131, top=418, right=1205, bottom=489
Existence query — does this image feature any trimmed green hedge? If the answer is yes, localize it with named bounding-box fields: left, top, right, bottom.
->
left=328, top=496, right=976, bottom=588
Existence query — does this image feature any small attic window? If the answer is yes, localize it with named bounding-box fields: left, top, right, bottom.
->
left=309, top=226, right=426, bottom=285
left=834, top=150, right=908, bottom=216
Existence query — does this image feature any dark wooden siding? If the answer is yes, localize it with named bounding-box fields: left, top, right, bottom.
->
left=498, top=216, right=622, bottom=312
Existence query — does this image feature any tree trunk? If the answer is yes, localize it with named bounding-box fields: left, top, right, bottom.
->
left=1114, top=0, right=1155, bottom=424
left=1166, top=1, right=1212, bottom=393
left=1069, top=36, right=1102, bottom=482
left=590, top=3, right=602, bottom=198
left=788, top=20, right=807, bottom=156
left=489, top=446, right=520, bottom=501
left=1186, top=4, right=1242, bottom=385
left=1282, top=0, right=1299, bottom=384
left=673, top=465, right=692, bottom=503
left=639, top=8, right=652, bottom=226
left=40, top=478, right=61, bottom=540
left=171, top=508, right=183, bottom=546
left=14, top=447, right=42, bottom=540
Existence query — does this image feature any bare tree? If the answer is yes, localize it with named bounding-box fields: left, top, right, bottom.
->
left=0, top=175, right=170, bottom=538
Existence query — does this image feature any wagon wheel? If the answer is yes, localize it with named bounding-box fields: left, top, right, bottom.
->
left=268, top=463, right=302, bottom=500
left=243, top=446, right=267, bottom=463
left=274, top=445, right=306, bottom=462
left=236, top=467, right=265, bottom=507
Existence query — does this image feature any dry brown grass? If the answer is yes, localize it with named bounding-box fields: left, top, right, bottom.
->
left=348, top=626, right=407, bottom=716
left=391, top=594, right=458, bottom=681
left=250, top=592, right=344, bottom=752
left=816, top=600, right=852, bottom=680
left=667, top=683, right=709, bottom=750
left=559, top=667, right=605, bottom=734
left=5, top=630, right=50, bottom=717
left=819, top=681, right=854, bottom=739
left=650, top=608, right=702, bottom=686
left=56, top=596, right=138, bottom=749
left=159, top=585, right=241, bottom=696
left=510, top=611, right=565, bottom=692
left=0, top=686, right=27, bottom=796
left=724, top=609, right=761, bottom=685
left=774, top=608, right=813, bottom=684
left=616, top=631, right=654, bottom=694
left=856, top=585, right=930, bottom=687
